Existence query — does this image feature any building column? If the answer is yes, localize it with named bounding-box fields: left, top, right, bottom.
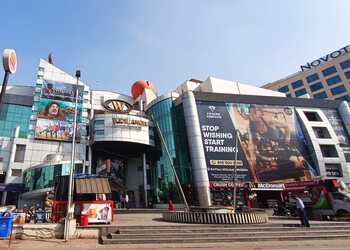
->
left=1, top=126, right=20, bottom=205
left=182, top=91, right=211, bottom=207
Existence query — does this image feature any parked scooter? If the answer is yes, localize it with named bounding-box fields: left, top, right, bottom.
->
left=23, top=204, right=34, bottom=223
left=273, top=202, right=291, bottom=217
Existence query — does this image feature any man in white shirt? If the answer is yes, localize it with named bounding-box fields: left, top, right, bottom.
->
left=124, top=193, right=129, bottom=210
left=292, top=193, right=310, bottom=227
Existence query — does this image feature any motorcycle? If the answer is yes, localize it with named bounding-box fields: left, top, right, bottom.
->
left=273, top=203, right=291, bottom=217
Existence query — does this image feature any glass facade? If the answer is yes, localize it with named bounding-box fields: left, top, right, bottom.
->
left=310, top=82, right=323, bottom=92
left=314, top=91, right=328, bottom=99
left=23, top=163, right=83, bottom=192
left=0, top=104, right=31, bottom=138
left=295, top=88, right=307, bottom=97
left=330, top=85, right=347, bottom=96
left=340, top=59, right=350, bottom=70
left=291, top=80, right=304, bottom=89
left=306, top=73, right=319, bottom=83
left=322, top=66, right=337, bottom=77
left=146, top=98, right=193, bottom=205
left=278, top=86, right=289, bottom=93
left=326, top=75, right=342, bottom=86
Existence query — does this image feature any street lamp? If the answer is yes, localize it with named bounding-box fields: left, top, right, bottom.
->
left=232, top=129, right=239, bottom=211
left=64, top=70, right=80, bottom=242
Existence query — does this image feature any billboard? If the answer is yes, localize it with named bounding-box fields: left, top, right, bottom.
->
left=196, top=101, right=315, bottom=184
left=35, top=80, right=84, bottom=142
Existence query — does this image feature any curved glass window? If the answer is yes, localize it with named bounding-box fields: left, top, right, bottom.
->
left=23, top=163, right=83, bottom=192
left=146, top=98, right=193, bottom=205
left=0, top=104, right=31, bottom=138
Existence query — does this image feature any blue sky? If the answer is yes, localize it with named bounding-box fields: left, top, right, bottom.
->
left=1, top=0, right=350, bottom=96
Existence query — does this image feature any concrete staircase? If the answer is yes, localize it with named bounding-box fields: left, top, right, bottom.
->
left=100, top=221, right=350, bottom=244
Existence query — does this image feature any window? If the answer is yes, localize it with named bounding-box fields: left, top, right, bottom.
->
left=313, top=91, right=328, bottom=99
left=304, top=111, right=322, bottom=121
left=11, top=169, right=22, bottom=177
left=310, top=82, right=323, bottom=92
left=313, top=127, right=331, bottom=139
left=330, top=85, right=347, bottom=96
left=340, top=59, right=350, bottom=70
left=320, top=145, right=338, bottom=157
left=94, top=130, right=104, bottom=135
left=94, top=120, right=104, bottom=125
left=278, top=86, right=289, bottom=93
left=14, top=144, right=26, bottom=162
left=286, top=94, right=291, bottom=97
left=326, top=75, right=342, bottom=86
left=295, top=88, right=307, bottom=97
left=306, top=73, right=319, bottom=83
left=291, top=80, right=304, bottom=89
left=322, top=66, right=337, bottom=77
left=335, top=95, right=350, bottom=102
left=345, top=71, right=350, bottom=79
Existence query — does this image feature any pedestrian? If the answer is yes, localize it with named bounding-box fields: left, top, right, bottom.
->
left=124, top=193, right=129, bottom=210
left=291, top=193, right=310, bottom=227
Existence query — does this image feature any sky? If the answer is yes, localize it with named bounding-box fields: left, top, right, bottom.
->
left=1, top=0, right=350, bottom=96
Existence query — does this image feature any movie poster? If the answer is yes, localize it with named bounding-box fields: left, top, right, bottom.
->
left=35, top=80, right=84, bottom=142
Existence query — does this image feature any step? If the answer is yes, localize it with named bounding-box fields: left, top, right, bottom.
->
left=107, top=229, right=350, bottom=239
left=101, top=234, right=350, bottom=244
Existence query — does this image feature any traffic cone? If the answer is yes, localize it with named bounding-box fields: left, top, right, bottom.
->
left=168, top=200, right=174, bottom=211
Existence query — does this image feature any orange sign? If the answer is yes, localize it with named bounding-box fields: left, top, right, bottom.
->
left=2, top=49, right=17, bottom=74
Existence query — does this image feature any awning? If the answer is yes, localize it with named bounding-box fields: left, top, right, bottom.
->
left=75, top=178, right=111, bottom=194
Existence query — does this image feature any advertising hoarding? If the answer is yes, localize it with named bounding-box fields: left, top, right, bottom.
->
left=196, top=101, right=314, bottom=184
left=35, top=80, right=84, bottom=142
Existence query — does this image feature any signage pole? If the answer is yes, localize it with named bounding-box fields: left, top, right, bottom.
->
left=64, top=70, right=80, bottom=242
left=0, top=71, right=10, bottom=114
left=233, top=129, right=238, bottom=211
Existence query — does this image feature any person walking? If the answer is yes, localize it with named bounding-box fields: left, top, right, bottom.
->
left=292, top=193, right=310, bottom=227
left=124, top=193, right=129, bottom=210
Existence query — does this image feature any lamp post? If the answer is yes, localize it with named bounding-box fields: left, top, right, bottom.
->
left=232, top=129, right=238, bottom=211
left=64, top=70, right=80, bottom=242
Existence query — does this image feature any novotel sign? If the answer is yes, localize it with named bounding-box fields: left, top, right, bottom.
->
left=300, top=45, right=350, bottom=72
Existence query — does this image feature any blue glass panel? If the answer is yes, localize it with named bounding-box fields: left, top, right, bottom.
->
left=314, top=91, right=327, bottom=99
left=291, top=80, right=304, bottom=89
left=335, top=95, right=350, bottom=102
left=322, top=66, right=337, bottom=77
left=330, top=85, right=347, bottom=95
left=295, top=88, right=307, bottom=97
left=278, top=86, right=289, bottom=93
left=310, top=82, right=323, bottom=92
left=306, top=73, right=319, bottom=83
left=326, top=75, right=342, bottom=86
left=345, top=71, right=350, bottom=79
left=340, top=59, right=350, bottom=70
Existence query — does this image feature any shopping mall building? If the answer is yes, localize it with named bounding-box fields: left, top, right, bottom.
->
left=1, top=57, right=350, bottom=209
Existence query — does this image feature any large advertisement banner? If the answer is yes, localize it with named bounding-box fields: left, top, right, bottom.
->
left=196, top=101, right=314, bottom=184
left=42, top=80, right=83, bottom=103
left=35, top=80, right=84, bottom=142
left=323, top=109, right=350, bottom=162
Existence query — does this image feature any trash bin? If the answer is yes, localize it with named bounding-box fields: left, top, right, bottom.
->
left=80, top=213, right=88, bottom=226
left=0, top=212, right=13, bottom=237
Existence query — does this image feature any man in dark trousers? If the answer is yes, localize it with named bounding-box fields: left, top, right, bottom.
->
left=291, top=193, right=310, bottom=227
